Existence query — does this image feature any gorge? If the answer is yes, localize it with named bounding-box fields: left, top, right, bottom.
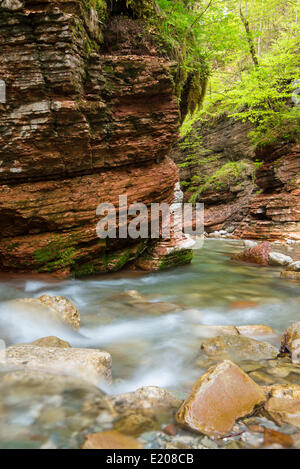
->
left=0, top=0, right=300, bottom=452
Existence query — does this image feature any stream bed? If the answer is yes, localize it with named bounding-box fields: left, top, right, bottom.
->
left=0, top=239, right=300, bottom=448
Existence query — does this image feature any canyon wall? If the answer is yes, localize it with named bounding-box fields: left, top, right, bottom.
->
left=0, top=0, right=192, bottom=275
left=174, top=114, right=300, bottom=240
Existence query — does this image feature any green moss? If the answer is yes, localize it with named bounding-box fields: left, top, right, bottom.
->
left=189, top=161, right=251, bottom=203
left=34, top=235, right=78, bottom=272
left=158, top=249, right=193, bottom=270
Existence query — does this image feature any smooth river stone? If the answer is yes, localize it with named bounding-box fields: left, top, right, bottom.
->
left=31, top=336, right=71, bottom=348
left=176, top=360, right=266, bottom=438
left=200, top=335, right=278, bottom=362
left=9, top=295, right=80, bottom=330
left=3, top=345, right=112, bottom=385
left=82, top=431, right=143, bottom=449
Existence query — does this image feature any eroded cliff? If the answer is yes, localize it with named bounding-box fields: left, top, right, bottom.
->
left=0, top=0, right=192, bottom=275
left=174, top=114, right=300, bottom=240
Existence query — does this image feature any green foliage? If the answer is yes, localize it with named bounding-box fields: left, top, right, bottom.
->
left=189, top=0, right=300, bottom=146
left=189, top=161, right=250, bottom=203
left=153, top=0, right=211, bottom=117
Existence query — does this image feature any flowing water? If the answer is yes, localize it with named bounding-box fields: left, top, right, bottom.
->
left=1, top=239, right=300, bottom=448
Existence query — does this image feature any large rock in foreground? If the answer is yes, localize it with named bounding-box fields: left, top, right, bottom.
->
left=3, top=345, right=112, bottom=386
left=176, top=361, right=266, bottom=438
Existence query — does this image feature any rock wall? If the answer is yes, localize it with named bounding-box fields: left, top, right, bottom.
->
left=0, top=0, right=191, bottom=275
left=172, top=115, right=257, bottom=233
left=174, top=114, right=300, bottom=239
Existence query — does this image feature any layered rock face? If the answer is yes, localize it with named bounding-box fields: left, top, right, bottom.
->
left=234, top=142, right=300, bottom=241
left=175, top=114, right=300, bottom=239
left=0, top=0, right=190, bottom=275
left=172, top=115, right=257, bottom=233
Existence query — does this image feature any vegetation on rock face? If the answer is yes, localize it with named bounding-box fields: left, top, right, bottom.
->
left=179, top=0, right=300, bottom=144
left=177, top=0, right=300, bottom=199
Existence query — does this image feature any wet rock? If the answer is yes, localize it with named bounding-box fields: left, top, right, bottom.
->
left=228, top=300, right=258, bottom=309
left=281, top=262, right=300, bottom=281
left=135, top=236, right=194, bottom=271
left=285, top=261, right=300, bottom=272
left=231, top=242, right=271, bottom=266
left=31, top=337, right=71, bottom=348
left=241, top=431, right=264, bottom=448
left=195, top=324, right=277, bottom=341
left=268, top=252, right=293, bottom=266
left=200, top=335, right=278, bottom=362
left=82, top=431, right=143, bottom=449
left=195, top=325, right=238, bottom=339
left=263, top=427, right=293, bottom=448
left=244, top=240, right=258, bottom=249
left=263, top=384, right=300, bottom=428
left=280, top=322, right=300, bottom=363
left=281, top=270, right=300, bottom=282
left=109, top=386, right=181, bottom=416
left=236, top=325, right=277, bottom=341
left=114, top=412, right=158, bottom=437
left=162, top=424, right=177, bottom=436
left=4, top=345, right=112, bottom=386
left=12, top=295, right=80, bottom=330
left=109, top=290, right=181, bottom=315
left=249, top=371, right=276, bottom=386
left=176, top=360, right=266, bottom=438
left=0, top=368, right=112, bottom=449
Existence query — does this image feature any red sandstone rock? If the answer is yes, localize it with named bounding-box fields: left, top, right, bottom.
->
left=231, top=242, right=271, bottom=266
left=176, top=360, right=266, bottom=438
left=0, top=2, right=192, bottom=275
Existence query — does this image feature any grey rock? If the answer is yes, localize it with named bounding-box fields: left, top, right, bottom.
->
left=269, top=252, right=293, bottom=266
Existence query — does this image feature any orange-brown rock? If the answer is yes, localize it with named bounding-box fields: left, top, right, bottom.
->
left=176, top=360, right=266, bottom=438
left=0, top=1, right=192, bottom=275
left=280, top=322, right=300, bottom=363
left=231, top=242, right=271, bottom=266
left=82, top=431, right=143, bottom=450
left=263, top=428, right=293, bottom=448
left=263, top=384, right=300, bottom=428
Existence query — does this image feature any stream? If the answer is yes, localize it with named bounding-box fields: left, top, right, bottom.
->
left=1, top=239, right=300, bottom=448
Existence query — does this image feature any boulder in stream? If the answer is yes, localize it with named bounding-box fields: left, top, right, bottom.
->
left=176, top=360, right=266, bottom=437
left=200, top=335, right=278, bottom=362
left=231, top=242, right=271, bottom=266
left=31, top=336, right=71, bottom=348
left=268, top=252, right=293, bottom=267
left=109, top=386, right=182, bottom=416
left=3, top=344, right=112, bottom=386
left=82, top=430, right=143, bottom=450
left=9, top=295, right=80, bottom=330
left=263, top=384, right=300, bottom=429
